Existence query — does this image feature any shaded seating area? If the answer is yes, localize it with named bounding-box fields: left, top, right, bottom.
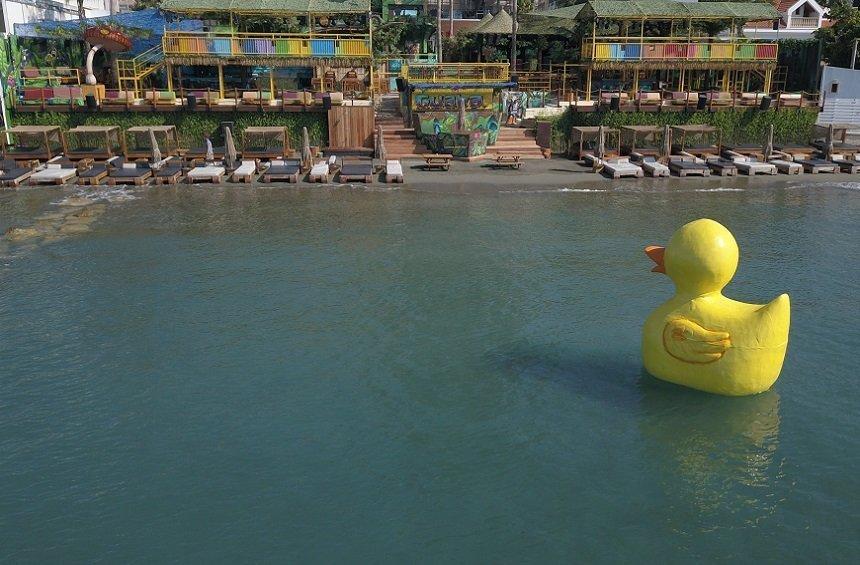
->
left=621, top=126, right=667, bottom=157
left=1, top=126, right=64, bottom=161
left=242, top=127, right=290, bottom=161
left=570, top=127, right=620, bottom=161
left=63, top=126, right=123, bottom=162
left=671, top=125, right=721, bottom=158
left=124, top=126, right=180, bottom=160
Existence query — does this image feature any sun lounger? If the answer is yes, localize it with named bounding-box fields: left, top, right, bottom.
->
left=706, top=158, right=738, bottom=177
left=669, top=157, right=710, bottom=177
left=385, top=160, right=404, bottom=183
left=29, top=163, right=77, bottom=185
left=600, top=157, right=643, bottom=179
left=107, top=161, right=152, bottom=186
left=729, top=156, right=777, bottom=176
left=631, top=154, right=670, bottom=177
left=794, top=158, right=838, bottom=174
left=153, top=158, right=184, bottom=185
left=309, top=160, right=330, bottom=183
left=829, top=154, right=860, bottom=174
left=340, top=159, right=374, bottom=183
left=232, top=160, right=257, bottom=183
left=186, top=165, right=225, bottom=184
left=261, top=159, right=301, bottom=183
left=77, top=157, right=119, bottom=185
left=768, top=159, right=802, bottom=175
left=0, top=159, right=37, bottom=187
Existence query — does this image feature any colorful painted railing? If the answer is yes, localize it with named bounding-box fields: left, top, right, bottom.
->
left=163, top=32, right=371, bottom=58
left=403, top=63, right=510, bottom=83
left=584, top=39, right=778, bottom=62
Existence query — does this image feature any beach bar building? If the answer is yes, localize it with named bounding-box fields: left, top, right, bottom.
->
left=119, top=0, right=373, bottom=99
left=536, top=0, right=782, bottom=99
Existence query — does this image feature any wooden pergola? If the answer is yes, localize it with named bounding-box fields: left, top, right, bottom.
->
left=1, top=126, right=64, bottom=161
left=63, top=126, right=124, bottom=161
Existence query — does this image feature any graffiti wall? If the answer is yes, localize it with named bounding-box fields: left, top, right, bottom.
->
left=415, top=111, right=500, bottom=145
left=423, top=131, right=489, bottom=159
left=411, top=88, right=497, bottom=112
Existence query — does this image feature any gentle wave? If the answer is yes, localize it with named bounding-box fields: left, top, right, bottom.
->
left=693, top=188, right=745, bottom=193
left=500, top=187, right=608, bottom=194
left=51, top=186, right=140, bottom=207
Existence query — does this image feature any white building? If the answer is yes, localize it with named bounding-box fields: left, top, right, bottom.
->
left=743, top=0, right=832, bottom=40
left=1, top=0, right=114, bottom=34
left=819, top=66, right=860, bottom=126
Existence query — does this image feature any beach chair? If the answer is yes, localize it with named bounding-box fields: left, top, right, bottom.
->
left=705, top=158, right=738, bottom=177
left=309, top=160, right=330, bottom=183
left=186, top=165, right=226, bottom=184
left=153, top=157, right=184, bottom=185
left=768, top=158, right=802, bottom=175
left=829, top=154, right=860, bottom=174
left=261, top=159, right=301, bottom=183
left=794, top=157, right=838, bottom=174
left=232, top=160, right=257, bottom=183
left=339, top=158, right=374, bottom=183
left=631, top=154, right=670, bottom=177
left=600, top=157, right=644, bottom=179
left=107, top=161, right=152, bottom=186
left=385, top=160, right=404, bottom=183
left=727, top=155, right=777, bottom=176
left=669, top=157, right=710, bottom=177
left=77, top=157, right=119, bottom=185
left=0, top=159, right=38, bottom=187
left=29, top=161, right=78, bottom=185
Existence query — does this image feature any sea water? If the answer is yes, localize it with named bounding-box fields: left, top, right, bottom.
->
left=1, top=182, right=858, bottom=562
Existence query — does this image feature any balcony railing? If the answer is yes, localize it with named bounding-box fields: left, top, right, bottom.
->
left=788, top=17, right=819, bottom=29
left=403, top=63, right=510, bottom=83
left=162, top=31, right=371, bottom=58
left=583, top=38, right=778, bottom=62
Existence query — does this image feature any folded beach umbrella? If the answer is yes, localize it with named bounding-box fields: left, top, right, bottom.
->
left=224, top=127, right=237, bottom=170
left=302, top=127, right=313, bottom=169
left=594, top=125, right=606, bottom=172
left=825, top=123, right=834, bottom=162
left=763, top=124, right=773, bottom=162
left=662, top=124, right=671, bottom=162
left=375, top=125, right=385, bottom=161
left=149, top=128, right=161, bottom=164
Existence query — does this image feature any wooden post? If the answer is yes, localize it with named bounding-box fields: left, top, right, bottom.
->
left=586, top=67, right=592, bottom=101
left=218, top=63, right=225, bottom=99
left=764, top=66, right=774, bottom=92
left=269, top=67, right=275, bottom=100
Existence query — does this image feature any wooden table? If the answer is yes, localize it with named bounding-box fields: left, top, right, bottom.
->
left=495, top=154, right=521, bottom=169
left=422, top=154, right=452, bottom=171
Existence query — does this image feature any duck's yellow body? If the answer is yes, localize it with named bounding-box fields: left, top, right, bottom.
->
left=642, top=219, right=790, bottom=396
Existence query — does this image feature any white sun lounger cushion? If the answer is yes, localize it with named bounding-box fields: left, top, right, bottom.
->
left=188, top=166, right=225, bottom=178
left=234, top=161, right=256, bottom=175
left=31, top=168, right=76, bottom=181
left=311, top=161, right=328, bottom=175
left=122, top=162, right=138, bottom=170
left=386, top=160, right=403, bottom=176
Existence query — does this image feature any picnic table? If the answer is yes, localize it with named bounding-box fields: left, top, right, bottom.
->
left=494, top=154, right=521, bottom=169
left=422, top=154, right=452, bottom=171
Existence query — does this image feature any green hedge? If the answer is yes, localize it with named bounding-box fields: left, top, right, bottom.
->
left=545, top=108, right=819, bottom=154
left=11, top=111, right=328, bottom=149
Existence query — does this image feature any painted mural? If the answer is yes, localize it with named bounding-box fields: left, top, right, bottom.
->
left=501, top=90, right=551, bottom=124
left=415, top=111, right=500, bottom=145
left=424, top=131, right=489, bottom=158
left=411, top=88, right=496, bottom=112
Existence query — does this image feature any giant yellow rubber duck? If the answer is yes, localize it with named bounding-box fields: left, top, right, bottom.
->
left=642, top=219, right=790, bottom=396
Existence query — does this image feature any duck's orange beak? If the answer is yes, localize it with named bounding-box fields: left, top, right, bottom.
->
left=645, top=245, right=666, bottom=273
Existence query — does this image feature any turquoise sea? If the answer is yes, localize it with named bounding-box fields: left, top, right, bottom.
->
left=1, top=181, right=858, bottom=562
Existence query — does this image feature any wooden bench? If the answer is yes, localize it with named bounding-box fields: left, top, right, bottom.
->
left=494, top=154, right=521, bottom=169
left=422, top=154, right=452, bottom=171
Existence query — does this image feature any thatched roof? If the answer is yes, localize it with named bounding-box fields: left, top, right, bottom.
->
left=161, top=0, right=369, bottom=14
left=532, top=1, right=779, bottom=21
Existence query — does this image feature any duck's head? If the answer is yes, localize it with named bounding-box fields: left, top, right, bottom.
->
left=646, top=218, right=739, bottom=295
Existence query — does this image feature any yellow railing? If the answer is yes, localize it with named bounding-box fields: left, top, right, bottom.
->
left=19, top=67, right=80, bottom=85
left=582, top=37, right=778, bottom=62
left=116, top=45, right=164, bottom=80
left=402, top=63, right=510, bottom=83
left=162, top=31, right=372, bottom=58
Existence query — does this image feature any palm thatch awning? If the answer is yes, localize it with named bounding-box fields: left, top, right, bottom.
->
left=160, top=0, right=369, bottom=15
left=468, top=9, right=574, bottom=36
left=531, top=1, right=779, bottom=22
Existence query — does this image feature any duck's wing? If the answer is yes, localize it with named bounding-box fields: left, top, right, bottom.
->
left=663, top=317, right=731, bottom=364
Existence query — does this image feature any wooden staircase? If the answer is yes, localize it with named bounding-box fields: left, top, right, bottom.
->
left=486, top=127, right=544, bottom=159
